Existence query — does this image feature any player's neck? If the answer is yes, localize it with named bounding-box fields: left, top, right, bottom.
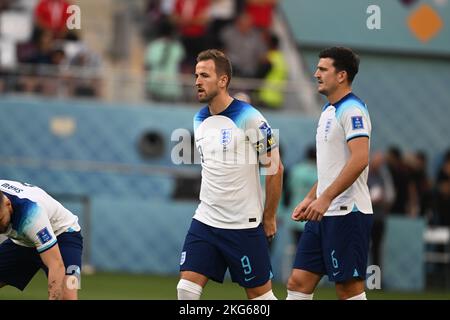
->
left=208, top=94, right=234, bottom=115
left=327, top=87, right=352, bottom=105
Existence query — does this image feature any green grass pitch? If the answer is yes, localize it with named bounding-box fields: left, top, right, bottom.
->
left=0, top=272, right=449, bottom=300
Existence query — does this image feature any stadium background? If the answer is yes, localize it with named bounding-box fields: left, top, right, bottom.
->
left=0, top=0, right=449, bottom=299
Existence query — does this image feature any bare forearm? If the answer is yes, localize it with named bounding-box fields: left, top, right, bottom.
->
left=47, top=266, right=65, bottom=300
left=322, top=154, right=368, bottom=201
left=306, top=182, right=318, bottom=200
left=264, top=166, right=283, bottom=219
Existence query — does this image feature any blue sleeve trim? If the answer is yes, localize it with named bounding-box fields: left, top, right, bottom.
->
left=346, top=134, right=369, bottom=142
left=37, top=238, right=57, bottom=253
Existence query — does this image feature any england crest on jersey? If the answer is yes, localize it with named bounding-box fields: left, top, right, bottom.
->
left=180, top=251, right=186, bottom=265
left=221, top=129, right=232, bottom=146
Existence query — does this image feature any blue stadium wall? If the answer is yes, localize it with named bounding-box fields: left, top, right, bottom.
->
left=282, top=0, right=450, bottom=55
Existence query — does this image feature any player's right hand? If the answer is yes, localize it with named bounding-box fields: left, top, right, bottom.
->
left=291, top=197, right=315, bottom=221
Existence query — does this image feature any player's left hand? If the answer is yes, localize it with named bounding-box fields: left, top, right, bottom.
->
left=299, top=196, right=331, bottom=221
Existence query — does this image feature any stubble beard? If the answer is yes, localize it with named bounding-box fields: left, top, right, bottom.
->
left=198, top=89, right=218, bottom=103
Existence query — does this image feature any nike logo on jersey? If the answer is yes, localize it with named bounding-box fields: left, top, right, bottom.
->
left=332, top=271, right=340, bottom=276
left=195, top=137, right=206, bottom=142
left=244, top=276, right=256, bottom=282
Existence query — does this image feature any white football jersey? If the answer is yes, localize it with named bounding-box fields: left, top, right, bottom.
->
left=0, top=180, right=81, bottom=252
left=193, top=99, right=277, bottom=229
left=316, top=93, right=373, bottom=216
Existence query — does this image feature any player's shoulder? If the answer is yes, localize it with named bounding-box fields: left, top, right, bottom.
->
left=226, top=99, right=267, bottom=130
left=232, top=99, right=264, bottom=119
left=194, top=105, right=211, bottom=121
left=342, top=93, right=367, bottom=109
left=335, top=93, right=369, bottom=118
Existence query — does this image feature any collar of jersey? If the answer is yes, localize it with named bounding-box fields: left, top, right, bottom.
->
left=322, top=92, right=355, bottom=112
left=205, top=98, right=238, bottom=117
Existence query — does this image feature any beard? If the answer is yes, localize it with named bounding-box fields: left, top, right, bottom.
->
left=197, top=88, right=218, bottom=103
left=318, top=87, right=328, bottom=96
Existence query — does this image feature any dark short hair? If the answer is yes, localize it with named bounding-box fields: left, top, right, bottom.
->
left=319, top=47, right=360, bottom=83
left=197, top=49, right=233, bottom=87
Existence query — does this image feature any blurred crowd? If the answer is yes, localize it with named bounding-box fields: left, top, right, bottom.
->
left=0, top=0, right=102, bottom=97
left=0, top=0, right=288, bottom=108
left=142, top=0, right=287, bottom=108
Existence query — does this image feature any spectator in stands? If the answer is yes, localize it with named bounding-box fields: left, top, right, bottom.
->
left=17, top=30, right=66, bottom=95
left=63, top=43, right=102, bottom=98
left=171, top=0, right=210, bottom=73
left=434, top=152, right=450, bottom=226
left=258, top=33, right=287, bottom=109
left=220, top=12, right=267, bottom=78
left=234, top=0, right=246, bottom=15
left=367, top=152, right=395, bottom=268
left=144, top=19, right=185, bottom=102
left=244, top=0, right=278, bottom=31
left=142, top=0, right=166, bottom=41
left=385, top=146, right=414, bottom=215
left=437, top=150, right=450, bottom=183
left=142, top=0, right=176, bottom=41
left=407, top=151, right=433, bottom=220
left=208, top=0, right=236, bottom=48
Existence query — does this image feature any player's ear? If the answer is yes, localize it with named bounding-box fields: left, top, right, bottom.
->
left=337, top=70, right=347, bottom=84
left=219, top=75, right=228, bottom=88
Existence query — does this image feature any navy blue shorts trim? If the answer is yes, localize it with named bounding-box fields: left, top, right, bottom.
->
left=0, top=231, right=83, bottom=291
left=293, top=211, right=373, bottom=282
left=180, top=219, right=273, bottom=288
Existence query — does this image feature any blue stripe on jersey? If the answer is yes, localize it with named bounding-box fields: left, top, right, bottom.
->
left=335, top=94, right=369, bottom=120
left=194, top=106, right=211, bottom=130
left=4, top=193, right=40, bottom=235
left=193, top=99, right=261, bottom=130
left=346, top=133, right=369, bottom=142
left=322, top=93, right=368, bottom=117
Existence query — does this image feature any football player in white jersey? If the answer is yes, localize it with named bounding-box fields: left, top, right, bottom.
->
left=0, top=180, right=82, bottom=300
left=177, top=49, right=284, bottom=300
left=287, top=47, right=373, bottom=300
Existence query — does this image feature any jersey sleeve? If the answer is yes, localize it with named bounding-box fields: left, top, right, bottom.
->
left=23, top=205, right=58, bottom=253
left=245, top=109, right=278, bottom=155
left=340, top=106, right=371, bottom=142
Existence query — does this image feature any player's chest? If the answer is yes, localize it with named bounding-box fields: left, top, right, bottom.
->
left=195, top=124, right=246, bottom=154
left=316, top=108, right=343, bottom=143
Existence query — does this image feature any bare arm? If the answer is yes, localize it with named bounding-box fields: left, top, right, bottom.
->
left=40, top=244, right=65, bottom=300
left=300, top=137, right=369, bottom=221
left=260, top=147, right=284, bottom=239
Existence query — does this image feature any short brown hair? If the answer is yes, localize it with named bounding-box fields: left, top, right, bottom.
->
left=197, top=49, right=233, bottom=87
left=319, top=47, right=360, bottom=83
